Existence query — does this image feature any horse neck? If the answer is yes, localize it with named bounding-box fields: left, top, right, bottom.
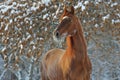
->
left=65, top=24, right=87, bottom=61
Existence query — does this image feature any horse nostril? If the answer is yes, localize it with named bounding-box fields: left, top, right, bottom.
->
left=56, top=31, right=59, bottom=37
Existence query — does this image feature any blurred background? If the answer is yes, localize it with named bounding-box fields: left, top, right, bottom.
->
left=0, top=0, right=120, bottom=80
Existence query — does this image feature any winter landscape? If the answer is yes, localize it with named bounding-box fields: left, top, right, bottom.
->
left=0, top=0, right=120, bottom=80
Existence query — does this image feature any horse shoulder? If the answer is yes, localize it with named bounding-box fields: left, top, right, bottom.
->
left=59, top=50, right=75, bottom=78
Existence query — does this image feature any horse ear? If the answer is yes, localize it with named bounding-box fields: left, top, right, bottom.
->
left=63, top=5, right=68, bottom=13
left=70, top=6, right=74, bottom=15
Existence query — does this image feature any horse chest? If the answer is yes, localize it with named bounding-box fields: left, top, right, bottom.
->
left=62, top=59, right=85, bottom=79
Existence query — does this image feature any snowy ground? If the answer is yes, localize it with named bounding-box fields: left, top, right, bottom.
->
left=0, top=0, right=120, bottom=80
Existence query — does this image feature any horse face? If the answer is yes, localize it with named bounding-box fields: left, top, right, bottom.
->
left=53, top=6, right=77, bottom=41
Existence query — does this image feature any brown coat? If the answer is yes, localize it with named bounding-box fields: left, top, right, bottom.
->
left=41, top=6, right=92, bottom=80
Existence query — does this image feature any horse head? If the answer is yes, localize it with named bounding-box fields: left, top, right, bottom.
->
left=53, top=6, right=79, bottom=41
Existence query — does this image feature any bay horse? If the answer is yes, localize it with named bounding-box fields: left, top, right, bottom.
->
left=41, top=6, right=92, bottom=80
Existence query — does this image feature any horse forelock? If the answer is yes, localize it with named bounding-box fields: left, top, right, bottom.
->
left=62, top=16, right=69, bottom=20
